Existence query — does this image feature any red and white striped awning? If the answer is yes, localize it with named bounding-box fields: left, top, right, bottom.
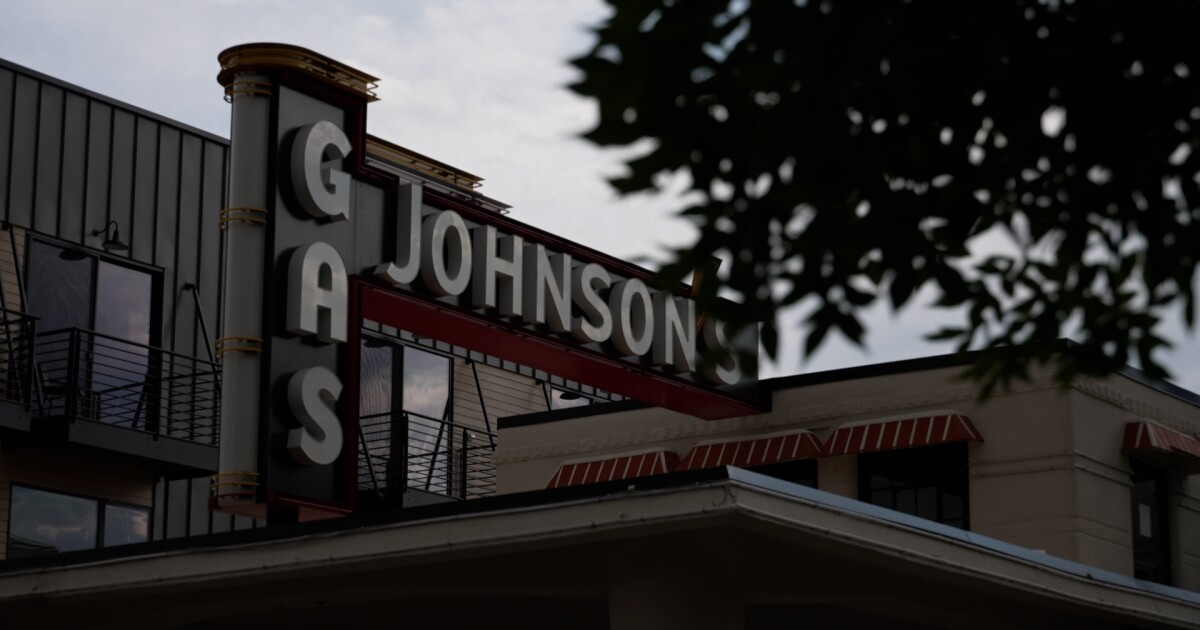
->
left=677, top=430, right=823, bottom=471
left=1123, top=421, right=1200, bottom=460
left=546, top=449, right=680, bottom=489
left=820, top=411, right=983, bottom=457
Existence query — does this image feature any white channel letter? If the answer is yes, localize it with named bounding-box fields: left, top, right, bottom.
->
left=570, top=263, right=612, bottom=344
left=522, top=244, right=572, bottom=332
left=653, top=293, right=697, bottom=372
left=290, top=121, right=352, bottom=221
left=286, top=366, right=344, bottom=466
left=471, top=225, right=524, bottom=317
left=373, top=182, right=423, bottom=286
left=608, top=279, right=654, bottom=356
left=286, top=242, right=348, bottom=343
left=702, top=318, right=742, bottom=385
left=419, top=210, right=472, bottom=296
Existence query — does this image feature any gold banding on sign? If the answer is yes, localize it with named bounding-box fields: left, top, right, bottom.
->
left=219, top=206, right=269, bottom=229
left=216, top=336, right=264, bottom=358
left=223, top=79, right=273, bottom=102
left=209, top=471, right=260, bottom=502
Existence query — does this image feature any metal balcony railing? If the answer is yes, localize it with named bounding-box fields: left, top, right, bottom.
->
left=33, top=328, right=221, bottom=446
left=0, top=308, right=37, bottom=408
left=358, top=410, right=496, bottom=500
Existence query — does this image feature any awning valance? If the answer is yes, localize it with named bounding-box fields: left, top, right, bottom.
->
left=820, top=412, right=983, bottom=457
left=677, top=430, right=823, bottom=471
left=1123, top=421, right=1200, bottom=461
left=546, top=449, right=679, bottom=489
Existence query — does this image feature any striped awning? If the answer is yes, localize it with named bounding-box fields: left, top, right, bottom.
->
left=821, top=412, right=983, bottom=457
left=1123, top=421, right=1200, bottom=460
left=546, top=449, right=680, bottom=489
left=677, top=430, right=823, bottom=471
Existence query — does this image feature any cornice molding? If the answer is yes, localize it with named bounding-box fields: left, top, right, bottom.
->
left=1072, top=376, right=1198, bottom=436
left=217, top=43, right=379, bottom=102
left=497, top=377, right=1052, bottom=463
left=499, top=371, right=1200, bottom=464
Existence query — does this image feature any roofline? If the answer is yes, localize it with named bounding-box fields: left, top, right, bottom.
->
left=0, top=467, right=1196, bottom=624
left=0, top=57, right=229, bottom=146
left=497, top=343, right=1200, bottom=429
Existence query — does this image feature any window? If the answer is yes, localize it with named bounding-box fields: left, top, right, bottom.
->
left=25, top=239, right=156, bottom=344
left=1130, top=459, right=1172, bottom=584
left=25, top=239, right=160, bottom=426
left=858, top=442, right=969, bottom=529
left=359, top=336, right=453, bottom=495
left=7, top=485, right=149, bottom=559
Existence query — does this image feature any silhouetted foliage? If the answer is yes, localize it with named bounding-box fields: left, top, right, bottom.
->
left=571, top=0, right=1200, bottom=392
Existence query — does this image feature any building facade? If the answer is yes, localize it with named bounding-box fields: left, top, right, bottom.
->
left=0, top=45, right=1196, bottom=629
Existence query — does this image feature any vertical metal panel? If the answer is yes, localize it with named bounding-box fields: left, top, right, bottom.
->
left=174, top=133, right=202, bottom=358
left=165, top=478, right=190, bottom=538
left=0, top=67, right=13, bottom=221
left=58, top=93, right=88, bottom=242
left=152, top=478, right=166, bottom=540
left=195, top=140, right=223, bottom=358
left=107, top=109, right=135, bottom=255
left=210, top=509, right=233, bottom=534
left=353, top=180, right=385, bottom=272
left=155, top=127, right=181, bottom=351
left=33, top=84, right=63, bottom=235
left=131, top=117, right=158, bottom=262
left=7, top=75, right=39, bottom=227
left=234, top=515, right=254, bottom=531
left=188, top=477, right=209, bottom=536
left=84, top=102, right=112, bottom=241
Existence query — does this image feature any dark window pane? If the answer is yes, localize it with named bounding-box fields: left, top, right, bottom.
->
left=103, top=504, right=150, bottom=547
left=95, top=261, right=152, bottom=344
left=1130, top=461, right=1172, bottom=585
left=26, top=240, right=93, bottom=333
left=917, top=486, right=938, bottom=521
left=402, top=347, right=450, bottom=492
left=359, top=341, right=394, bottom=416
left=93, top=262, right=153, bottom=426
left=9, top=486, right=97, bottom=557
left=943, top=492, right=964, bottom=521
left=402, top=346, right=449, bottom=420
left=858, top=442, right=969, bottom=529
left=358, top=340, right=395, bottom=492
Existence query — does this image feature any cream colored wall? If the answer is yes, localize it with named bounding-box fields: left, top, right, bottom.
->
left=496, top=364, right=1200, bottom=589
left=0, top=446, right=155, bottom=561
left=0, top=226, right=23, bottom=313
left=453, top=360, right=545, bottom=436
left=1177, top=472, right=1200, bottom=590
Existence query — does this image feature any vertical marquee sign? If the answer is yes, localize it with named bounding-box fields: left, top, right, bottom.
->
left=213, top=44, right=762, bottom=520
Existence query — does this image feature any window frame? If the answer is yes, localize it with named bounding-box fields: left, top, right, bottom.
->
left=857, top=441, right=970, bottom=529
left=358, top=331, right=457, bottom=495
left=7, top=482, right=152, bottom=559
left=24, top=234, right=163, bottom=348
left=1129, top=457, right=1173, bottom=585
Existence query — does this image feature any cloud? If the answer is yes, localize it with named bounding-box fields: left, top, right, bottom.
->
left=4, top=1, right=1200, bottom=391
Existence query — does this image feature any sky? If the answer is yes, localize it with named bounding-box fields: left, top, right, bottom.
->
left=3, top=0, right=1200, bottom=390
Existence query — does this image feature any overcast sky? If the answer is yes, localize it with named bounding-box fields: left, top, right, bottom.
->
left=3, top=0, right=1199, bottom=390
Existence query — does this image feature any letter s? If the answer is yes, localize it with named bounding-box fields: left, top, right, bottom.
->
left=286, top=367, right=344, bottom=466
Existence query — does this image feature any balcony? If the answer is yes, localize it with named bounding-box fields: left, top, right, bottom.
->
left=358, top=410, right=497, bottom=505
left=0, top=309, right=38, bottom=432
left=27, top=326, right=220, bottom=475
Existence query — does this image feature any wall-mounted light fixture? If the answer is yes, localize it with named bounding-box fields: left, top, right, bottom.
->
left=92, top=220, right=129, bottom=252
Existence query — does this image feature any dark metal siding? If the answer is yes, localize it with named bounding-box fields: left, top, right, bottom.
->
left=0, top=58, right=227, bottom=361
left=0, top=57, right=261, bottom=540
